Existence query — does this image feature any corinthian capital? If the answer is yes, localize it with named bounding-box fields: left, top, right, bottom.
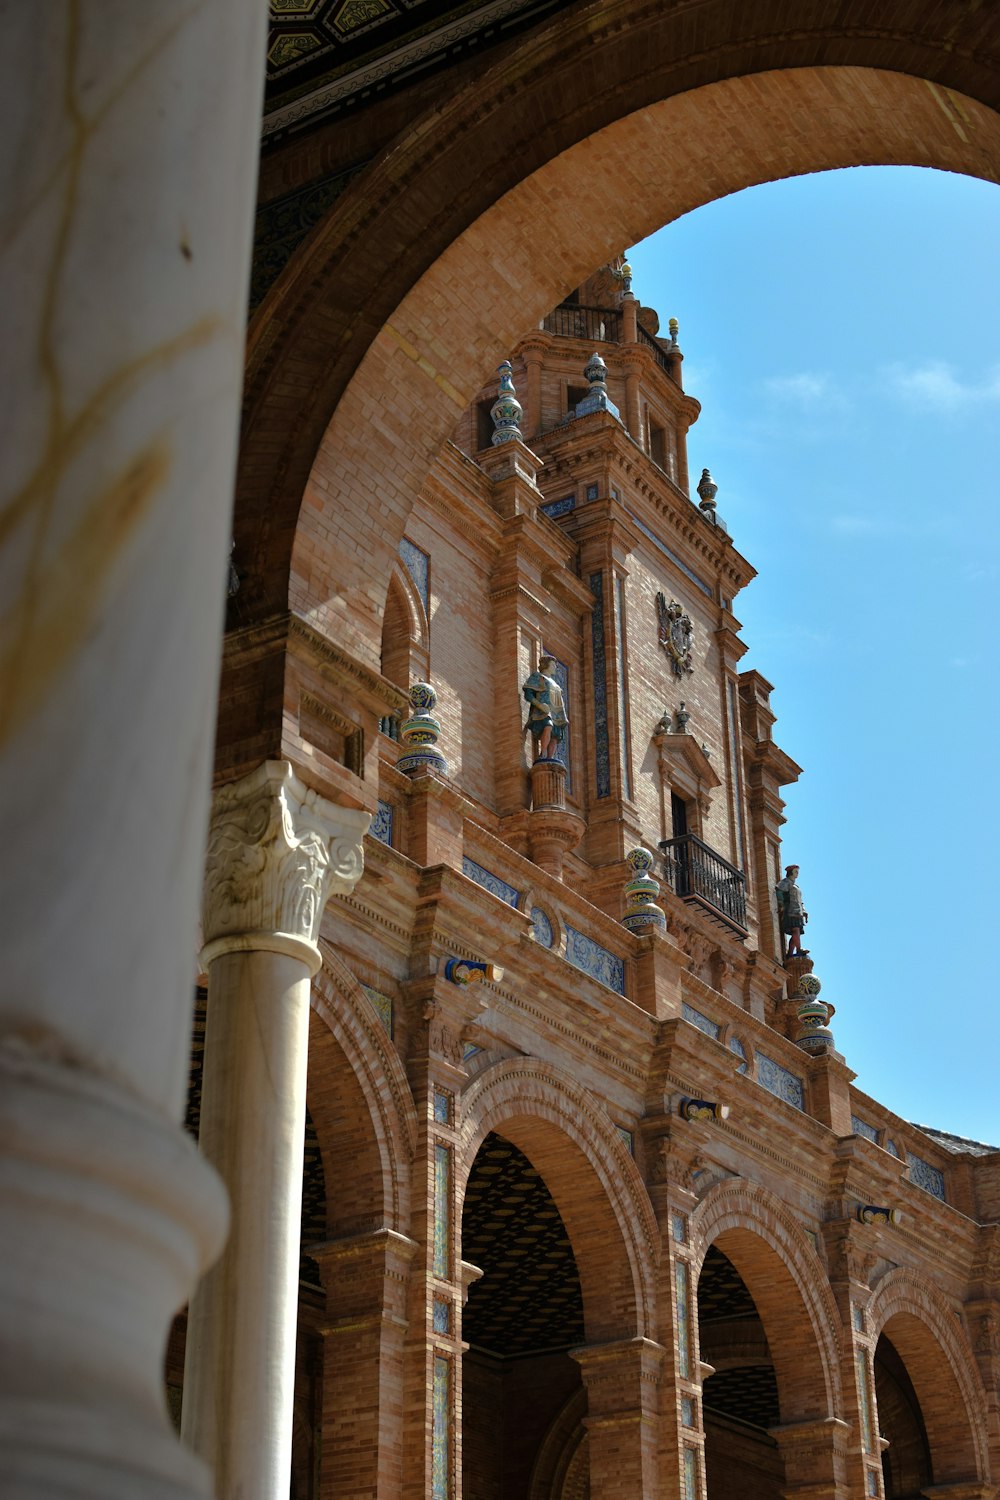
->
left=201, top=761, right=370, bottom=973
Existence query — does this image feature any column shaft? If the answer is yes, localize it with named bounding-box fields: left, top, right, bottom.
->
left=182, top=951, right=312, bottom=1499
left=0, top=6, right=266, bottom=1497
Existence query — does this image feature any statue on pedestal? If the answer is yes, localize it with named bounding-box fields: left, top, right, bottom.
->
left=522, top=655, right=568, bottom=761
left=775, top=863, right=808, bottom=959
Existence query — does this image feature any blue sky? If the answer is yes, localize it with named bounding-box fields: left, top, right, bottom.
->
left=630, top=166, right=1000, bottom=1146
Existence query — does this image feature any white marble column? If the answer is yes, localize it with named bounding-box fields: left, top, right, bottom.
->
left=182, top=761, right=370, bottom=1500
left=0, top=7, right=267, bottom=1499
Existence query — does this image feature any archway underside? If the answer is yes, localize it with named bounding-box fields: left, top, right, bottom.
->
left=229, top=58, right=1000, bottom=694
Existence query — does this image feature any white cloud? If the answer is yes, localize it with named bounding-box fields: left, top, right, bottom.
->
left=886, top=360, right=1000, bottom=411
left=762, top=372, right=832, bottom=404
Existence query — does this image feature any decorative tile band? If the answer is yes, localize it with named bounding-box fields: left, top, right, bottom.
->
left=565, top=924, right=625, bottom=995
left=432, top=1355, right=451, bottom=1500
left=852, top=1115, right=880, bottom=1144
left=625, top=507, right=713, bottom=597
left=399, top=536, right=430, bottom=615
left=530, top=906, right=554, bottom=948
left=730, top=1035, right=749, bottom=1075
left=907, top=1152, right=946, bottom=1201
left=369, top=799, right=394, bottom=847
left=856, top=1347, right=874, bottom=1454
left=461, top=856, right=521, bottom=907
left=362, top=985, right=393, bottom=1038
left=433, top=1143, right=451, bottom=1279
left=727, top=678, right=747, bottom=871
left=615, top=574, right=632, bottom=801
left=682, top=1002, right=720, bottom=1040
left=676, top=1260, right=692, bottom=1380
left=756, top=1052, right=806, bottom=1111
left=590, top=572, right=610, bottom=798
left=683, top=1447, right=698, bottom=1500
left=540, top=493, right=575, bottom=519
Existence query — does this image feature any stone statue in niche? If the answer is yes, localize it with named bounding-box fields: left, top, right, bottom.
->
left=775, top=863, right=809, bottom=959
left=656, top=593, right=694, bottom=677
left=522, top=654, right=568, bottom=761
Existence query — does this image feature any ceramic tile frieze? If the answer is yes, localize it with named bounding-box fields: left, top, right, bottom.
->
left=432, top=1354, right=451, bottom=1500
left=461, top=856, right=521, bottom=907
left=675, top=1260, right=691, bottom=1379
left=433, top=1143, right=451, bottom=1278
left=907, top=1151, right=946, bottom=1200
left=361, top=985, right=393, bottom=1037
left=682, top=1002, right=720, bottom=1039
left=564, top=924, right=624, bottom=995
left=369, top=799, right=394, bottom=846
left=756, top=1052, right=805, bottom=1111
left=590, top=572, right=610, bottom=797
left=852, top=1115, right=879, bottom=1144
left=540, top=493, right=575, bottom=519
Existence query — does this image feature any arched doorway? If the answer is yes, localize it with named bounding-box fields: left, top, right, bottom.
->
left=874, top=1332, right=932, bottom=1499
left=697, top=1245, right=783, bottom=1500
left=461, top=1131, right=588, bottom=1500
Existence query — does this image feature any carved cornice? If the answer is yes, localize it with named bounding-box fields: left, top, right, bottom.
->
left=202, top=760, right=371, bottom=973
left=288, top=614, right=409, bottom=717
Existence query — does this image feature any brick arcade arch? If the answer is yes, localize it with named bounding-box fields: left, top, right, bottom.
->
left=276, top=66, right=1000, bottom=683
left=310, top=942, right=418, bottom=1234
left=691, top=1179, right=844, bottom=1425
left=867, top=1268, right=990, bottom=1486
left=458, top=1057, right=658, bottom=1346
left=232, top=12, right=1000, bottom=678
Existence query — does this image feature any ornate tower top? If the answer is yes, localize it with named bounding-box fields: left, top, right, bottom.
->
left=572, top=351, right=621, bottom=422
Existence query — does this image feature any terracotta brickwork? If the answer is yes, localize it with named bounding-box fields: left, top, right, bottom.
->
left=201, top=10, right=1000, bottom=1497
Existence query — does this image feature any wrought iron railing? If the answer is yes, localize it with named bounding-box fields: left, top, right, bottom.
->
left=659, top=833, right=748, bottom=933
left=637, top=323, right=673, bottom=375
left=542, top=304, right=622, bottom=344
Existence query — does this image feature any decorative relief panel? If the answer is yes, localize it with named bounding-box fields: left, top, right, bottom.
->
left=756, top=1052, right=806, bottom=1111
left=461, top=856, right=521, bottom=907
left=656, top=592, right=694, bottom=678
left=907, top=1152, right=946, bottom=1201
left=564, top=924, right=625, bottom=995
left=682, top=1002, right=720, bottom=1040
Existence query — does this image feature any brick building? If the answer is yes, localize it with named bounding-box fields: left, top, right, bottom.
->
left=7, top=8, right=1000, bottom=1500
left=176, top=260, right=1000, bottom=1500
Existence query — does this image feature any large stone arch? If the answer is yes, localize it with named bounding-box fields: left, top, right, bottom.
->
left=691, top=1177, right=844, bottom=1424
left=308, top=940, right=417, bottom=1235
left=235, top=8, right=1000, bottom=634
left=867, top=1268, right=990, bottom=1485
left=275, top=65, right=1000, bottom=673
left=458, top=1057, right=658, bottom=1343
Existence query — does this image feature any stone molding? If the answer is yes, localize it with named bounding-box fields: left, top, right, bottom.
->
left=202, top=760, right=370, bottom=972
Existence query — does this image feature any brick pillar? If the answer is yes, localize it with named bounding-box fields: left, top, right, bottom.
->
left=314, top=1229, right=417, bottom=1500
left=572, top=1337, right=666, bottom=1500
left=770, top=1417, right=852, bottom=1500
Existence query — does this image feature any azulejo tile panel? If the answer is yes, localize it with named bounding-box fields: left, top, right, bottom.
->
left=399, top=536, right=430, bottom=615
left=433, top=1143, right=451, bottom=1279
left=729, top=1035, right=749, bottom=1075
left=856, top=1347, right=874, bottom=1454
left=852, top=1115, right=879, bottom=1144
left=756, top=1052, right=805, bottom=1111
left=614, top=575, right=631, bottom=800
left=461, top=856, right=521, bottom=908
left=369, top=798, right=394, bottom=846
left=907, top=1151, right=945, bottom=1201
left=675, top=1260, right=692, bottom=1379
left=589, top=572, right=610, bottom=798
left=529, top=906, right=554, bottom=948
left=540, top=493, right=575, bottom=519
left=361, top=985, right=393, bottom=1037
left=682, top=1002, right=720, bottom=1040
left=564, top=924, right=624, bottom=995
left=432, top=1355, right=451, bottom=1500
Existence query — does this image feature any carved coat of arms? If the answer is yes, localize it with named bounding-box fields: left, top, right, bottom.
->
left=656, top=593, right=694, bottom=677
